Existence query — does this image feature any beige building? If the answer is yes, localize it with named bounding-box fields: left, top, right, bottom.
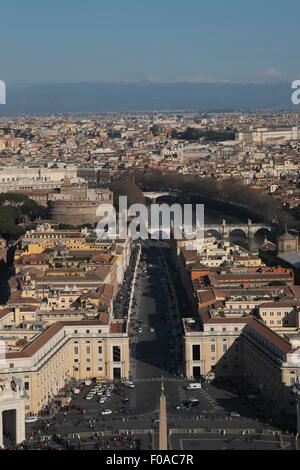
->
left=0, top=320, right=129, bottom=414
left=183, top=315, right=300, bottom=415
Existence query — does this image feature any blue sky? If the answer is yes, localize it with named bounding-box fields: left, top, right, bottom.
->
left=1, top=0, right=299, bottom=84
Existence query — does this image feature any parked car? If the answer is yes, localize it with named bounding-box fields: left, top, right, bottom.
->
left=101, top=409, right=112, bottom=415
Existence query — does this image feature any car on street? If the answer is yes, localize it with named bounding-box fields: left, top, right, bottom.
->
left=188, top=398, right=200, bottom=407
left=25, top=416, right=38, bottom=424
left=101, top=409, right=112, bottom=415
left=230, top=411, right=240, bottom=417
left=123, top=380, right=135, bottom=388
left=124, top=408, right=134, bottom=414
left=186, top=383, right=201, bottom=390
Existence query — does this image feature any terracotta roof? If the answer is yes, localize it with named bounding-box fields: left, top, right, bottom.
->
left=259, top=302, right=297, bottom=308
left=6, top=320, right=111, bottom=359
left=0, top=308, right=12, bottom=320
left=205, top=316, right=292, bottom=353
left=247, top=318, right=292, bottom=353
left=110, top=322, right=126, bottom=333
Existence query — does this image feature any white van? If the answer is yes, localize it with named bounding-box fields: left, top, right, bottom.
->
left=85, top=380, right=92, bottom=386
left=186, top=383, right=201, bottom=390
left=25, top=416, right=38, bottom=424
left=73, top=388, right=80, bottom=394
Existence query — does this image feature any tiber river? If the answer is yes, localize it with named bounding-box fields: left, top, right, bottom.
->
left=145, top=197, right=271, bottom=254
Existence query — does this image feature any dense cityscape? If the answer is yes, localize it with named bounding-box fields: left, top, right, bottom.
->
left=0, top=110, right=300, bottom=453
left=1, top=0, right=300, bottom=458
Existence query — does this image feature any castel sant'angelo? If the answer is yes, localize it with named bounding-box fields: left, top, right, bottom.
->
left=48, top=181, right=113, bottom=226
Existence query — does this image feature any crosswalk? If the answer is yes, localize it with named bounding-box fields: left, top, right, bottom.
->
left=127, top=388, right=136, bottom=409
left=179, top=385, right=223, bottom=412
left=199, top=388, right=223, bottom=411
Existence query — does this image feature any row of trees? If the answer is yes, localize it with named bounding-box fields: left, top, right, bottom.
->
left=0, top=194, right=47, bottom=240
left=171, top=126, right=236, bottom=141
left=110, top=179, right=146, bottom=209
left=132, top=169, right=295, bottom=227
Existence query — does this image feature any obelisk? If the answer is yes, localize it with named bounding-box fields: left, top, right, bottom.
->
left=159, top=381, right=168, bottom=450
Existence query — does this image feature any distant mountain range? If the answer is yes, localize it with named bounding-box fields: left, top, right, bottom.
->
left=0, top=81, right=298, bottom=114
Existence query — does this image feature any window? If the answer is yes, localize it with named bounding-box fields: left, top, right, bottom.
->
left=290, top=377, right=296, bottom=386
left=222, top=344, right=227, bottom=353
left=98, top=329, right=102, bottom=334
left=74, top=347, right=78, bottom=355
left=74, top=330, right=78, bottom=334
left=9, top=363, right=14, bottom=368
left=24, top=382, right=30, bottom=390
left=113, top=346, right=121, bottom=362
left=210, top=328, right=214, bottom=331
left=98, top=367, right=103, bottom=371
left=86, top=346, right=90, bottom=354
left=222, top=328, right=226, bottom=332
left=98, top=346, right=102, bottom=354
left=192, top=345, right=200, bottom=361
left=234, top=327, right=238, bottom=331
left=86, top=367, right=91, bottom=371
left=86, top=330, right=90, bottom=334
left=210, top=344, right=215, bottom=353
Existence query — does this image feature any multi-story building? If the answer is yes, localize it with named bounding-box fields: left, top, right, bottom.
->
left=183, top=314, right=300, bottom=415
left=0, top=319, right=129, bottom=414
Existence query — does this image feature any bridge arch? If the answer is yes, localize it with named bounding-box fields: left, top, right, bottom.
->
left=228, top=228, right=247, bottom=241
left=206, top=229, right=222, bottom=240
left=155, top=194, right=178, bottom=204
left=252, top=227, right=272, bottom=238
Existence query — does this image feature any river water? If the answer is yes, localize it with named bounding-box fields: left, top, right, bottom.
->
left=203, top=207, right=267, bottom=253
left=146, top=199, right=270, bottom=254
